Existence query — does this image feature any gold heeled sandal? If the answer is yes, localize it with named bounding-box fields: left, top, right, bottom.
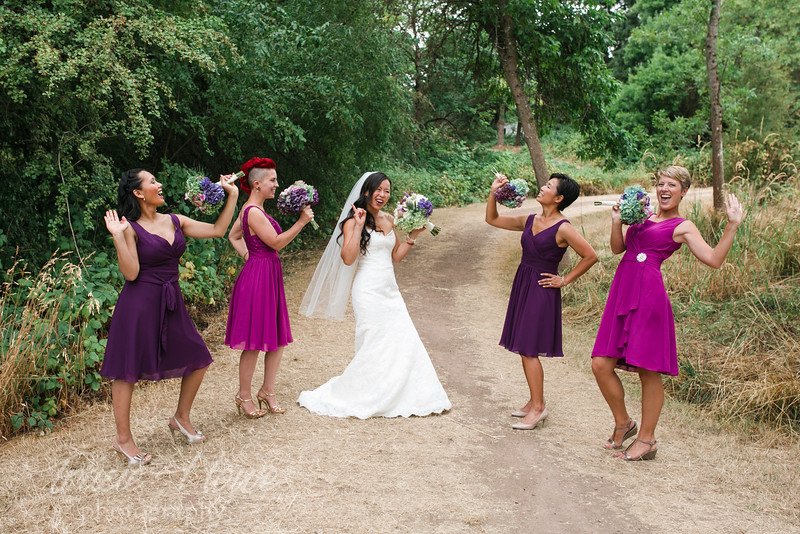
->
left=113, top=439, right=152, bottom=466
left=235, top=394, right=266, bottom=419
left=603, top=419, right=637, bottom=450
left=257, top=390, right=286, bottom=414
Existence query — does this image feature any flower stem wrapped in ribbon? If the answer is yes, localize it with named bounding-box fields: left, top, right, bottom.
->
left=594, top=184, right=655, bottom=225
left=185, top=171, right=244, bottom=214
left=277, top=180, right=319, bottom=230
left=494, top=173, right=531, bottom=209
left=393, top=192, right=441, bottom=236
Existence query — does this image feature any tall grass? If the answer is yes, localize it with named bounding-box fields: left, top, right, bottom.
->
left=0, top=254, right=110, bottom=440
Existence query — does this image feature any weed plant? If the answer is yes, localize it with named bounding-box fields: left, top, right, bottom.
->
left=0, top=253, right=118, bottom=439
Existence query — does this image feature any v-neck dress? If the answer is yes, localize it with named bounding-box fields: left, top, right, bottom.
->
left=101, top=214, right=213, bottom=382
left=499, top=214, right=569, bottom=357
left=225, top=206, right=293, bottom=351
left=591, top=217, right=685, bottom=375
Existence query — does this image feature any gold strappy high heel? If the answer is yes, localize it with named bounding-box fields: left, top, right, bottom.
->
left=257, top=390, right=286, bottom=414
left=235, top=395, right=266, bottom=419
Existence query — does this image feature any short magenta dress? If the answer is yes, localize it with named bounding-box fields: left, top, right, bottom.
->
left=225, top=206, right=293, bottom=351
left=591, top=217, right=685, bottom=375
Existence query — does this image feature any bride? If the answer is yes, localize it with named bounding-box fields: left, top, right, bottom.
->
left=297, top=172, right=451, bottom=418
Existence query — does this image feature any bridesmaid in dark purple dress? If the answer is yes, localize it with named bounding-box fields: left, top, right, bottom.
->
left=591, top=166, right=743, bottom=461
left=226, top=158, right=314, bottom=419
left=102, top=169, right=238, bottom=465
left=487, top=173, right=597, bottom=430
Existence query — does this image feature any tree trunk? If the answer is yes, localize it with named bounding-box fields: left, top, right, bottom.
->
left=496, top=104, right=505, bottom=147
left=706, top=0, right=724, bottom=211
left=496, top=0, right=548, bottom=186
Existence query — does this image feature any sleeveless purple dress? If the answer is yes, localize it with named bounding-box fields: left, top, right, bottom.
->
left=225, top=206, right=292, bottom=351
left=101, top=214, right=213, bottom=383
left=500, top=214, right=569, bottom=358
left=592, top=217, right=685, bottom=375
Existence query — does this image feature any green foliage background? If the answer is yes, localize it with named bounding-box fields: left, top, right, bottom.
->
left=1, top=0, right=798, bottom=436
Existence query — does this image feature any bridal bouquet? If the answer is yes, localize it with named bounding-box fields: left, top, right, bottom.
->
left=185, top=171, right=243, bottom=214
left=494, top=177, right=530, bottom=208
left=277, top=180, right=319, bottom=229
left=394, top=192, right=441, bottom=236
left=594, top=184, right=655, bottom=225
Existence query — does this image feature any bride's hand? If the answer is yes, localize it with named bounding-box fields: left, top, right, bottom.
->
left=351, top=204, right=366, bottom=228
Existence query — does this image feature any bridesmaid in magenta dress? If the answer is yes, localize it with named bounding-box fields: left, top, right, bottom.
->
left=226, top=157, right=314, bottom=419
left=487, top=172, right=597, bottom=430
left=592, top=166, right=743, bottom=460
left=103, top=169, right=238, bottom=465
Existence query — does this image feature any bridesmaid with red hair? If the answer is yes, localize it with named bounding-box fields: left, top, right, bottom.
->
left=225, top=158, right=315, bottom=418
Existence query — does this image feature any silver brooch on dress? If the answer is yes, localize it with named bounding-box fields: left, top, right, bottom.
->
left=636, top=253, right=647, bottom=262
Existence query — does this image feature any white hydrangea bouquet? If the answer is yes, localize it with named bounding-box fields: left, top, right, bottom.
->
left=393, top=192, right=441, bottom=236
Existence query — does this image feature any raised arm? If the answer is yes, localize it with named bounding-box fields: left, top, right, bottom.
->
left=340, top=208, right=365, bottom=266
left=485, top=175, right=528, bottom=231
left=248, top=205, right=313, bottom=252
left=609, top=203, right=626, bottom=254
left=178, top=174, right=240, bottom=239
left=104, top=210, right=140, bottom=281
left=392, top=216, right=423, bottom=263
left=674, top=193, right=744, bottom=268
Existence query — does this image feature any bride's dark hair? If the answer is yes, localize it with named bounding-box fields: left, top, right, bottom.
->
left=337, top=172, right=391, bottom=256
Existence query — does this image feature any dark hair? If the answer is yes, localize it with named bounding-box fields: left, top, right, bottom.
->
left=337, top=172, right=391, bottom=255
left=117, top=169, right=145, bottom=221
left=551, top=172, right=580, bottom=211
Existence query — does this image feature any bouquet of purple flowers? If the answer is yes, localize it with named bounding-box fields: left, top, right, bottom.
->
left=492, top=168, right=530, bottom=208
left=185, top=171, right=243, bottom=214
left=277, top=180, right=319, bottom=229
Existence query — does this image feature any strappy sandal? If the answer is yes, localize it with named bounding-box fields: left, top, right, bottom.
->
left=615, top=439, right=658, bottom=461
left=603, top=419, right=637, bottom=450
left=235, top=395, right=266, bottom=419
left=257, top=390, right=286, bottom=414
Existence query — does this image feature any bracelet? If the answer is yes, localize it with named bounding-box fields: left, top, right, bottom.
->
left=561, top=276, right=566, bottom=286
left=406, top=238, right=416, bottom=245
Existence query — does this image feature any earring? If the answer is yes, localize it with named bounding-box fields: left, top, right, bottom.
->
left=256, top=186, right=261, bottom=192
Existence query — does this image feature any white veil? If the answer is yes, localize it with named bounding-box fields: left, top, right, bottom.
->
left=299, top=172, right=374, bottom=320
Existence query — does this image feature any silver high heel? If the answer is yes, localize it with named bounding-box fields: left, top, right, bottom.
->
left=511, top=410, right=528, bottom=418
left=113, top=439, right=152, bottom=466
left=511, top=408, right=548, bottom=430
left=168, top=416, right=205, bottom=444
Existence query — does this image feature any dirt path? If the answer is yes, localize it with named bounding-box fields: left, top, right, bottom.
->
left=1, top=189, right=798, bottom=533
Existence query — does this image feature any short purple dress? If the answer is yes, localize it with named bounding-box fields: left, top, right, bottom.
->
left=101, top=214, right=213, bottom=383
left=592, top=217, right=685, bottom=375
left=225, top=206, right=292, bottom=351
left=500, top=214, right=569, bottom=357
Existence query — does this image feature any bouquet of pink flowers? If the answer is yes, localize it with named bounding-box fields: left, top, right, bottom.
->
left=185, top=171, right=244, bottom=214
left=277, top=180, right=319, bottom=229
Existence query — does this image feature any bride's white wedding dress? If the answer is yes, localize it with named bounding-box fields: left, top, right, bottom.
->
left=297, top=229, right=451, bottom=418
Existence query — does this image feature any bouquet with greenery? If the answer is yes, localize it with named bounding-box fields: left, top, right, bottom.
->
left=494, top=177, right=530, bottom=208
left=393, top=192, right=441, bottom=236
left=185, top=171, right=243, bottom=214
left=594, top=184, right=655, bottom=225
